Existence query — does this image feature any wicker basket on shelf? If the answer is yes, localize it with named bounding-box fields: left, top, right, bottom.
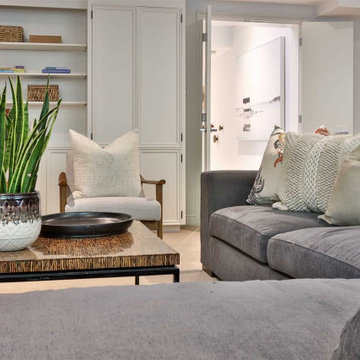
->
left=28, top=85, right=59, bottom=102
left=0, top=26, right=23, bottom=42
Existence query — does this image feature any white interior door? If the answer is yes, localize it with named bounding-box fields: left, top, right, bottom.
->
left=301, top=21, right=354, bottom=134
left=138, top=7, right=184, bottom=225
left=201, top=5, right=212, bottom=171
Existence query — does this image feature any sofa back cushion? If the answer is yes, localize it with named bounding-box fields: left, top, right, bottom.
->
left=274, top=132, right=360, bottom=213
left=319, top=145, right=360, bottom=225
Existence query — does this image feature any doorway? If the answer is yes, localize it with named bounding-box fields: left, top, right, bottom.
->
left=202, top=19, right=299, bottom=171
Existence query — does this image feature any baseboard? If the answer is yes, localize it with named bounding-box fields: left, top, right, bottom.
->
left=186, top=214, right=199, bottom=226
left=163, top=225, right=181, bottom=232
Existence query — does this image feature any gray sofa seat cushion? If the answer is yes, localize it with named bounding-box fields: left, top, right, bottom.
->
left=268, top=226, right=360, bottom=279
left=209, top=206, right=328, bottom=263
left=1, top=279, right=360, bottom=360
left=332, top=306, right=360, bottom=360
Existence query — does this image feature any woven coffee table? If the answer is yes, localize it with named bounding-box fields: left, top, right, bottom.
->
left=0, top=221, right=180, bottom=285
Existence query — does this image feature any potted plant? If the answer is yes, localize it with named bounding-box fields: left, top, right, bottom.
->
left=0, top=76, right=61, bottom=251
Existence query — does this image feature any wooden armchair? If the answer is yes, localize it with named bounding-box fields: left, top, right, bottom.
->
left=58, top=173, right=166, bottom=239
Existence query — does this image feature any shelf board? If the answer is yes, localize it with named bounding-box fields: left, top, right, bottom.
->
left=0, top=42, right=87, bottom=51
left=0, top=73, right=86, bottom=79
left=6, top=101, right=87, bottom=107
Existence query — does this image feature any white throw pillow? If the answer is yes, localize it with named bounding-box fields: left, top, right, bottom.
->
left=319, top=145, right=360, bottom=225
left=273, top=132, right=360, bottom=213
left=69, top=129, right=142, bottom=198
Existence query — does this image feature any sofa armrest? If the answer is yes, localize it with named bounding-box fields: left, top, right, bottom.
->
left=200, top=170, right=257, bottom=268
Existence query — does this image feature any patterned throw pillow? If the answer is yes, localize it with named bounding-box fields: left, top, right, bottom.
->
left=247, top=126, right=285, bottom=205
left=247, top=125, right=330, bottom=206
left=273, top=132, right=360, bottom=213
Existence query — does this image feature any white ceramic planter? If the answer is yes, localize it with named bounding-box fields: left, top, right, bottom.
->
left=0, top=192, right=41, bottom=251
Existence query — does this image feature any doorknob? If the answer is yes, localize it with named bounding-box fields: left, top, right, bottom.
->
left=200, top=128, right=218, bottom=133
left=213, top=135, right=219, bottom=143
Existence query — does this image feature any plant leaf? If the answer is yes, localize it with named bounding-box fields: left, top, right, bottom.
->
left=8, top=129, right=45, bottom=193
left=38, top=76, right=50, bottom=131
left=0, top=85, right=6, bottom=192
left=20, top=131, right=46, bottom=193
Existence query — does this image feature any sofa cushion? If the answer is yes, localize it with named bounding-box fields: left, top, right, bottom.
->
left=268, top=226, right=360, bottom=278
left=65, top=197, right=161, bottom=221
left=331, top=306, right=360, bottom=360
left=1, top=280, right=360, bottom=360
left=209, top=206, right=328, bottom=263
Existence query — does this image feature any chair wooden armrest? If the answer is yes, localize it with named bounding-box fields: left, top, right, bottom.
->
left=58, top=172, right=68, bottom=214
left=141, top=176, right=166, bottom=239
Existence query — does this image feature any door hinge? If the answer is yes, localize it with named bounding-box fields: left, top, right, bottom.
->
left=299, top=37, right=303, bottom=47
left=202, top=113, right=207, bottom=122
left=180, top=133, right=183, bottom=142
left=202, top=33, right=207, bottom=42
left=298, top=115, right=302, bottom=124
left=180, top=14, right=183, bottom=23
left=91, top=9, right=93, bottom=19
left=181, top=210, right=183, bottom=219
left=90, top=132, right=93, bottom=140
left=181, top=154, right=183, bottom=163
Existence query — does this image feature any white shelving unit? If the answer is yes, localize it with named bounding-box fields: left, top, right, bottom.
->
left=0, top=4, right=88, bottom=215
left=6, top=101, right=86, bottom=106
left=0, top=73, right=87, bottom=79
left=0, top=42, right=86, bottom=51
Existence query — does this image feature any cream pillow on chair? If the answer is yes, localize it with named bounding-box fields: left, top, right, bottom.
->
left=69, top=129, right=142, bottom=198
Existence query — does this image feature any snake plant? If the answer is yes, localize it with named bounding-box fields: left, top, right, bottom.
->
left=0, top=76, right=61, bottom=193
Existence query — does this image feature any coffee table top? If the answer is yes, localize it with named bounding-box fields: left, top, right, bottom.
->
left=0, top=221, right=180, bottom=274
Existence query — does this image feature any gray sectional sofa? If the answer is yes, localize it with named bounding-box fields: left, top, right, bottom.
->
left=201, top=170, right=360, bottom=281
left=1, top=279, right=360, bottom=360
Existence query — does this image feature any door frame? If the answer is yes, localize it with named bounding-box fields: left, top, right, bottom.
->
left=198, top=10, right=301, bottom=171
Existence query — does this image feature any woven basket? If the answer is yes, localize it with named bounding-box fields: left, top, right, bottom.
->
left=28, top=85, right=59, bottom=102
left=0, top=26, right=23, bottom=42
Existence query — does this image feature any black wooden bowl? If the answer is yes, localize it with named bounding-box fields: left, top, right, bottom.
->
left=41, top=212, right=133, bottom=238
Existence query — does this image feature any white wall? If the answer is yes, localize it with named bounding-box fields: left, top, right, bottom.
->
left=185, top=0, right=314, bottom=225
left=211, top=23, right=298, bottom=171
left=354, top=21, right=360, bottom=135
left=186, top=0, right=360, bottom=225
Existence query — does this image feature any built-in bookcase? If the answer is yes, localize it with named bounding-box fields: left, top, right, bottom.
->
left=0, top=4, right=87, bottom=214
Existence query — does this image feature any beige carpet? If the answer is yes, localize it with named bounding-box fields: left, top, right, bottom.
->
left=0, top=226, right=216, bottom=294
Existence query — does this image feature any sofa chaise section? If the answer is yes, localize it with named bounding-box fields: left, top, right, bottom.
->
left=1, top=280, right=360, bottom=360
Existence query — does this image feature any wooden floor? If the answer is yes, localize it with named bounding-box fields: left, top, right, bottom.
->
left=0, top=226, right=216, bottom=294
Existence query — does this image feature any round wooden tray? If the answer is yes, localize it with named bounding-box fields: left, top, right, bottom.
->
left=41, top=212, right=133, bottom=238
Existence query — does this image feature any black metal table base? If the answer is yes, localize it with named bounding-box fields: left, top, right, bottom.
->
left=0, top=266, right=180, bottom=285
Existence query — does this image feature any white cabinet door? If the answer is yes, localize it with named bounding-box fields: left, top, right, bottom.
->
left=138, top=8, right=181, bottom=146
left=140, top=150, right=181, bottom=225
left=91, top=5, right=135, bottom=144
left=301, top=22, right=354, bottom=134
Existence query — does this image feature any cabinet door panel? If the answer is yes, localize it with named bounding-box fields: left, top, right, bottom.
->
left=139, top=8, right=180, bottom=146
left=92, top=6, right=135, bottom=144
left=140, top=150, right=180, bottom=224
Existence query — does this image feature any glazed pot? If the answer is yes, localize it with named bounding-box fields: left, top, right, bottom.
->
left=0, top=192, right=41, bottom=251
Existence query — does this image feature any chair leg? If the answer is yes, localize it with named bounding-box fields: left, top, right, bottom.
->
left=157, top=220, right=163, bottom=239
